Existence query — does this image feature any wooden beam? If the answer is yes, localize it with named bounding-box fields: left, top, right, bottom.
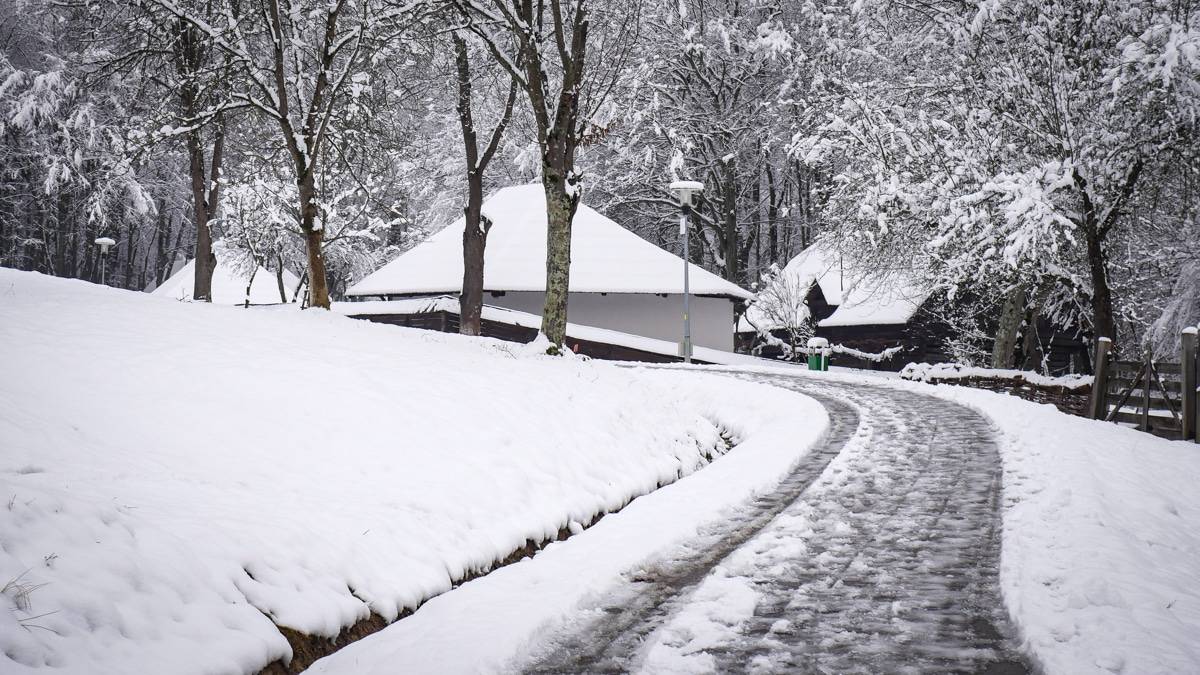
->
left=1089, top=337, right=1112, bottom=420
left=1183, top=328, right=1197, bottom=442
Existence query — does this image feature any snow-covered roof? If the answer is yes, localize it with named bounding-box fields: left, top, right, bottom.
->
left=819, top=279, right=928, bottom=328
left=347, top=184, right=753, bottom=300
left=786, top=245, right=846, bottom=306
left=738, top=243, right=930, bottom=332
left=153, top=259, right=299, bottom=305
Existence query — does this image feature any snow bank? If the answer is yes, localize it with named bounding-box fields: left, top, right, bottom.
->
left=924, top=385, right=1200, bottom=675
left=900, top=362, right=1092, bottom=389
left=0, top=268, right=816, bottom=674
left=308, top=367, right=826, bottom=675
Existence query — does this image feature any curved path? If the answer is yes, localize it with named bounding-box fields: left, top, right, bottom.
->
left=522, top=373, right=1029, bottom=674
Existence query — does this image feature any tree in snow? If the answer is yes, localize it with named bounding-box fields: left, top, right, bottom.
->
left=743, top=262, right=813, bottom=359
left=106, top=0, right=241, bottom=302
left=804, top=0, right=1200, bottom=362
left=452, top=0, right=641, bottom=349
left=451, top=32, right=518, bottom=336
left=586, top=0, right=837, bottom=286
left=150, top=0, right=426, bottom=309
left=0, top=0, right=163, bottom=287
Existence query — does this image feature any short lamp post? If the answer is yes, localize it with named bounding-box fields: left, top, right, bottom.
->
left=94, top=237, right=116, bottom=286
left=669, top=180, right=704, bottom=363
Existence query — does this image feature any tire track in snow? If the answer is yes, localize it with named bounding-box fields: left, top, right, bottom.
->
left=521, top=374, right=1029, bottom=674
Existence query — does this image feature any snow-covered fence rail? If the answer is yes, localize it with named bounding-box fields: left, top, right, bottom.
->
left=900, top=363, right=1093, bottom=417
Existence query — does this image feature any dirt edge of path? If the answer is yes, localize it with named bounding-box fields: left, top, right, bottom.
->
left=255, top=429, right=736, bottom=674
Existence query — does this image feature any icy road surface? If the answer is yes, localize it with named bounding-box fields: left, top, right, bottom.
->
left=522, top=374, right=1030, bottom=674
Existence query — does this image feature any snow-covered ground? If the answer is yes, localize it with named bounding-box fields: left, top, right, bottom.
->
left=927, top=382, right=1200, bottom=674
left=4, top=267, right=1197, bottom=675
left=698, top=366, right=1200, bottom=675
left=0, top=269, right=824, bottom=674
left=312, top=364, right=1200, bottom=675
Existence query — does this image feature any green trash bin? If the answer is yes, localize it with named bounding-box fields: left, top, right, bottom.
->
left=807, top=337, right=830, bottom=371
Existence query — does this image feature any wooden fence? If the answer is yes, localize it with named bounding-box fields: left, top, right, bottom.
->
left=1089, top=330, right=1198, bottom=441
left=348, top=309, right=700, bottom=364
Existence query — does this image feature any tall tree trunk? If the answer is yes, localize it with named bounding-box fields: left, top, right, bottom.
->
left=275, top=253, right=288, bottom=303
left=766, top=162, right=779, bottom=265
left=453, top=34, right=515, bottom=336
left=184, top=115, right=223, bottom=302
left=722, top=164, right=738, bottom=283
left=992, top=283, right=1027, bottom=369
left=457, top=37, right=489, bottom=335
left=1073, top=160, right=1139, bottom=348
left=751, top=164, right=761, bottom=275
left=460, top=185, right=487, bottom=335
left=1086, top=229, right=1115, bottom=344
left=123, top=223, right=138, bottom=289
left=541, top=170, right=577, bottom=349
left=1019, top=308, right=1042, bottom=371
left=154, top=214, right=167, bottom=286
left=299, top=173, right=331, bottom=309
left=177, top=16, right=225, bottom=302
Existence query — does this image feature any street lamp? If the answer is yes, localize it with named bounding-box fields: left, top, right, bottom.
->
left=94, top=237, right=116, bottom=286
left=669, top=180, right=703, bottom=363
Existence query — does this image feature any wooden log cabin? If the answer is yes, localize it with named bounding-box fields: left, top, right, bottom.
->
left=738, top=245, right=1090, bottom=373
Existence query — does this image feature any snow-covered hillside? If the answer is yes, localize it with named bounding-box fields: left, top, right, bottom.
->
left=0, top=269, right=824, bottom=674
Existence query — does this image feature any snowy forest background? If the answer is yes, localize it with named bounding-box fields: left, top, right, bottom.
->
left=1, top=0, right=1197, bottom=362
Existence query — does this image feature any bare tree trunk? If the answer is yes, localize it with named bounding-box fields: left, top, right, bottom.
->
left=766, top=162, right=779, bottom=265
left=123, top=223, right=138, bottom=289
left=275, top=252, right=288, bottom=303
left=299, top=176, right=331, bottom=309
left=154, top=214, right=168, bottom=286
left=722, top=161, right=738, bottom=283
left=1073, top=160, right=1140, bottom=347
left=541, top=172, right=578, bottom=348
left=456, top=33, right=487, bottom=336
left=453, top=0, right=591, bottom=350
left=454, top=34, right=515, bottom=336
left=1086, top=230, right=1115, bottom=344
left=751, top=164, right=761, bottom=275
left=991, top=283, right=1027, bottom=369
left=460, top=189, right=488, bottom=335
left=244, top=266, right=257, bottom=308
left=177, top=18, right=226, bottom=303
left=1019, top=307, right=1042, bottom=371
left=187, top=130, right=218, bottom=301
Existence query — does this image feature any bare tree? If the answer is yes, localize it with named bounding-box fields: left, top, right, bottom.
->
left=452, top=33, right=517, bottom=336
left=171, top=16, right=227, bottom=302
left=453, top=0, right=639, bottom=349
left=152, top=0, right=421, bottom=308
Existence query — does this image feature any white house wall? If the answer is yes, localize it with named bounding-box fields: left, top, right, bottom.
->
left=485, top=291, right=736, bottom=351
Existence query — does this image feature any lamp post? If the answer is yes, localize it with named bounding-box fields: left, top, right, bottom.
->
left=94, top=237, right=116, bottom=286
left=669, top=180, right=704, bottom=363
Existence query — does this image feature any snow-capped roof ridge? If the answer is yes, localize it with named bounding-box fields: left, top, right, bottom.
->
left=348, top=184, right=753, bottom=299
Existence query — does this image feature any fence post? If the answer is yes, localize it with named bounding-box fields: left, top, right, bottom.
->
left=1184, top=328, right=1197, bottom=442
left=1089, top=337, right=1112, bottom=420
left=1142, top=348, right=1153, bottom=432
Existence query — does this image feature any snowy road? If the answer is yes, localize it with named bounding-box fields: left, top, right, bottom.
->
left=521, top=374, right=1030, bottom=674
